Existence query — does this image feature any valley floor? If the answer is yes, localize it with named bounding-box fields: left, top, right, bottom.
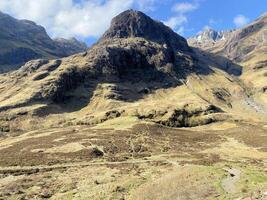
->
left=0, top=119, right=266, bottom=200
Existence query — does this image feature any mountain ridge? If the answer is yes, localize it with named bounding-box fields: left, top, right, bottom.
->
left=188, top=12, right=267, bottom=109
left=0, top=9, right=267, bottom=200
left=0, top=11, right=87, bottom=73
left=0, top=9, right=239, bottom=130
left=188, top=27, right=235, bottom=50
left=100, top=10, right=191, bottom=52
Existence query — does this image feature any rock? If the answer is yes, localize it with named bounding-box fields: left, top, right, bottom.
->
left=40, top=189, right=53, bottom=199
left=32, top=71, right=50, bottom=81
left=100, top=10, right=191, bottom=53
left=114, top=186, right=126, bottom=192
left=261, top=86, right=267, bottom=93
left=138, top=88, right=151, bottom=94
left=188, top=27, right=234, bottom=49
left=90, top=147, right=104, bottom=157
left=138, top=105, right=221, bottom=127
left=189, top=12, right=267, bottom=63
left=19, top=59, right=49, bottom=74
left=212, top=88, right=231, bottom=103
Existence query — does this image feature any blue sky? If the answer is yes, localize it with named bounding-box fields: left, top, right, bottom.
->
left=145, top=0, right=267, bottom=38
left=0, top=0, right=266, bottom=46
left=86, top=0, right=267, bottom=45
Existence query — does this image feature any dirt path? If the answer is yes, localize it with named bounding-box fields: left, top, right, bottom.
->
left=221, top=168, right=241, bottom=194
left=244, top=96, right=267, bottom=115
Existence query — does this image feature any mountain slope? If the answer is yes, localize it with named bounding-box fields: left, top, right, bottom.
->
left=0, top=11, right=87, bottom=73
left=188, top=27, right=234, bottom=50
left=0, top=10, right=266, bottom=200
left=0, top=10, right=264, bottom=134
left=54, top=37, right=87, bottom=56
left=188, top=12, right=267, bottom=108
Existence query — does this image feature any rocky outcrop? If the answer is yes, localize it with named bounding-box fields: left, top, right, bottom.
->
left=137, top=105, right=222, bottom=127
left=100, top=10, right=191, bottom=52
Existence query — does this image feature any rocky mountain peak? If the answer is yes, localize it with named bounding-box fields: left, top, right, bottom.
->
left=191, top=27, right=234, bottom=44
left=100, top=10, right=191, bottom=52
left=198, top=27, right=222, bottom=41
left=188, top=27, right=235, bottom=52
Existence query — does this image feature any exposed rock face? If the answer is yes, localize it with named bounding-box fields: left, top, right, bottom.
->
left=137, top=104, right=222, bottom=127
left=100, top=10, right=191, bottom=52
left=188, top=27, right=234, bottom=50
left=0, top=11, right=87, bottom=73
left=190, top=28, right=223, bottom=43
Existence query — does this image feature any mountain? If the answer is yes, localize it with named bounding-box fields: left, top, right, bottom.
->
left=54, top=37, right=87, bottom=56
left=0, top=9, right=264, bottom=130
left=188, top=27, right=234, bottom=50
left=189, top=13, right=267, bottom=63
left=0, top=11, right=87, bottom=73
left=100, top=10, right=190, bottom=52
left=188, top=12, right=267, bottom=107
left=0, top=10, right=266, bottom=200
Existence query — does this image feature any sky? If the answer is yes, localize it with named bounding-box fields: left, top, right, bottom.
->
left=0, top=0, right=266, bottom=46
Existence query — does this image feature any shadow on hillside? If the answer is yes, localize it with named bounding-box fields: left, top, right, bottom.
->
left=192, top=47, right=243, bottom=76
left=1, top=45, right=243, bottom=116
left=33, top=63, right=213, bottom=116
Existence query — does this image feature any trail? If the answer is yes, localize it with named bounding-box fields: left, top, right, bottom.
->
left=221, top=168, right=241, bottom=194
left=244, top=96, right=267, bottom=115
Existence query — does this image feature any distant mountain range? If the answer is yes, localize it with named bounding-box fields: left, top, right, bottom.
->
left=0, top=11, right=87, bottom=73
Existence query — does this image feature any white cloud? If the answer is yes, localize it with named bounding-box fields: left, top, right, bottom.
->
left=163, top=1, right=199, bottom=35
left=177, top=26, right=185, bottom=35
left=203, top=25, right=212, bottom=30
left=234, top=14, right=249, bottom=27
left=0, top=0, right=161, bottom=39
left=135, top=0, right=157, bottom=11
left=208, top=18, right=216, bottom=26
left=163, top=15, right=187, bottom=29
left=172, top=2, right=198, bottom=13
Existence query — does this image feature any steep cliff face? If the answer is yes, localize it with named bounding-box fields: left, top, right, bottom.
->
left=100, top=10, right=191, bottom=52
left=0, top=11, right=87, bottom=73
